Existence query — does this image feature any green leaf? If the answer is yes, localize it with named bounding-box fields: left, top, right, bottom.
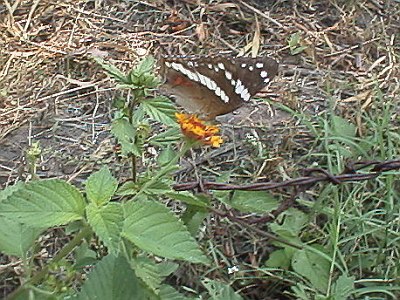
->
left=158, top=147, right=177, bottom=166
left=184, top=210, right=209, bottom=237
left=332, top=274, right=355, bottom=300
left=291, top=283, right=312, bottom=300
left=0, top=182, right=24, bottom=202
left=331, top=115, right=356, bottom=138
left=131, top=104, right=147, bottom=124
left=0, top=216, right=42, bottom=257
left=203, top=279, right=243, bottom=300
left=291, top=245, right=330, bottom=293
left=116, top=181, right=138, bottom=197
left=0, top=179, right=85, bottom=228
left=74, top=241, right=98, bottom=269
left=141, top=96, right=177, bottom=126
left=85, top=166, right=118, bottom=206
left=111, top=117, right=141, bottom=156
left=288, top=33, right=307, bottom=55
left=117, top=164, right=178, bottom=197
left=145, top=179, right=173, bottom=195
left=166, top=191, right=210, bottom=208
left=265, top=249, right=291, bottom=269
left=158, top=261, right=179, bottom=277
left=0, top=184, right=41, bottom=257
left=12, top=289, right=55, bottom=300
left=74, top=254, right=146, bottom=300
left=132, top=256, right=162, bottom=294
left=291, top=46, right=308, bottom=55
left=122, top=199, right=209, bottom=265
left=86, top=202, right=123, bottom=255
left=159, top=284, right=195, bottom=300
left=288, top=32, right=301, bottom=48
left=136, top=56, right=156, bottom=74
left=127, top=56, right=158, bottom=87
left=131, top=255, right=178, bottom=295
left=148, top=127, right=180, bottom=147
left=222, top=190, right=279, bottom=213
left=270, top=208, right=308, bottom=238
left=94, top=57, right=128, bottom=84
left=112, top=96, right=126, bottom=110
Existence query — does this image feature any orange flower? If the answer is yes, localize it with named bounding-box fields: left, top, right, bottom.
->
left=175, top=113, right=223, bottom=148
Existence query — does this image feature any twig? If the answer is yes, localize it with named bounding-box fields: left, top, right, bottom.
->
left=238, top=1, right=284, bottom=28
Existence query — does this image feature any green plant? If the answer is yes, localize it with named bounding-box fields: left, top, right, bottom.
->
left=0, top=57, right=253, bottom=299
left=288, top=32, right=308, bottom=56
left=261, top=89, right=400, bottom=299
left=1, top=56, right=399, bottom=300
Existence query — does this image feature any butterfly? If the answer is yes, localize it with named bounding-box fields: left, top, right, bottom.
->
left=158, top=54, right=279, bottom=120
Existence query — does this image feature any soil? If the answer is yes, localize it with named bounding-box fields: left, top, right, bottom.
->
left=0, top=0, right=399, bottom=298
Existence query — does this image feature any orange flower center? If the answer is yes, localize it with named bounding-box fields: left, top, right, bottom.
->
left=175, top=113, right=223, bottom=148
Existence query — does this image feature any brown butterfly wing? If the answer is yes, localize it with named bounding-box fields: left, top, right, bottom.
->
left=159, top=55, right=279, bottom=119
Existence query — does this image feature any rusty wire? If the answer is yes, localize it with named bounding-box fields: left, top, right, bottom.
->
left=173, top=159, right=400, bottom=192
left=172, top=159, right=400, bottom=242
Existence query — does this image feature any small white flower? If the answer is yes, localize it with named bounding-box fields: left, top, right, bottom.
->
left=228, top=265, right=239, bottom=274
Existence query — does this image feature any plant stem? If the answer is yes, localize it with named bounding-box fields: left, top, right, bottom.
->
left=132, top=141, right=192, bottom=200
left=131, top=154, right=137, bottom=182
left=8, top=225, right=93, bottom=300
left=127, top=92, right=137, bottom=183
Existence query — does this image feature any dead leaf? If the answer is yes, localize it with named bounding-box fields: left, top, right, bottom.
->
left=251, top=16, right=261, bottom=57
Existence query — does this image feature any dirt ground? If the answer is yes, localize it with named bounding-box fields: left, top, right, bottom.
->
left=0, top=0, right=399, bottom=298
left=1, top=0, right=399, bottom=186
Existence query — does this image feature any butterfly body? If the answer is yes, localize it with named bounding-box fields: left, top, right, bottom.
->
left=159, top=54, right=279, bottom=119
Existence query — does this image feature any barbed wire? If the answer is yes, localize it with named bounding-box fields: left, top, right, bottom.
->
left=172, top=159, right=400, bottom=242
left=173, top=159, right=400, bottom=192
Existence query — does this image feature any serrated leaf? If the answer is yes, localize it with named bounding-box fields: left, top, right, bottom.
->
left=122, top=199, right=209, bottom=265
left=141, top=96, right=177, bottom=125
left=111, top=117, right=141, bottom=156
left=291, top=245, right=330, bottom=293
left=222, top=190, right=278, bottom=213
left=132, top=104, right=147, bottom=124
left=0, top=216, right=42, bottom=257
left=132, top=256, right=179, bottom=296
left=85, top=166, right=118, bottom=206
left=116, top=181, right=138, bottom=197
left=94, top=57, right=128, bottom=84
left=0, top=179, right=85, bottom=228
left=145, top=179, right=172, bottom=195
left=0, top=182, right=25, bottom=202
left=135, top=166, right=178, bottom=197
left=132, top=256, right=163, bottom=294
left=203, top=279, right=243, bottom=300
left=74, top=255, right=145, bottom=300
left=86, top=203, right=123, bottom=255
left=136, top=56, right=156, bottom=74
left=0, top=185, right=40, bottom=257
left=149, top=128, right=180, bottom=147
